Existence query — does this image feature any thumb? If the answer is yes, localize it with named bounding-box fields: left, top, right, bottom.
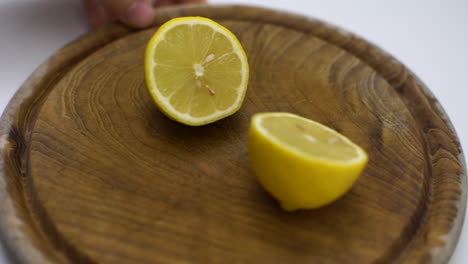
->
left=100, top=0, right=155, bottom=28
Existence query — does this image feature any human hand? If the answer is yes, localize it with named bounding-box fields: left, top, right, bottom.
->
left=82, top=0, right=207, bottom=28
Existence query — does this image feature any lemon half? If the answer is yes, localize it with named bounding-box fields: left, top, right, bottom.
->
left=144, top=17, right=249, bottom=126
left=248, top=112, right=368, bottom=211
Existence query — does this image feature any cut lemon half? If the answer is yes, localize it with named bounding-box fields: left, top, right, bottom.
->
left=248, top=112, right=368, bottom=211
left=144, top=17, right=249, bottom=126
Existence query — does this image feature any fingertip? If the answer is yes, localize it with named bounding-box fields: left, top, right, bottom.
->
left=83, top=0, right=111, bottom=28
left=154, top=0, right=175, bottom=7
left=89, top=11, right=113, bottom=28
left=174, top=0, right=207, bottom=3
left=125, top=0, right=155, bottom=28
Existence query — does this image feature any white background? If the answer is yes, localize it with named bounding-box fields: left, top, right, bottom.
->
left=0, top=0, right=466, bottom=263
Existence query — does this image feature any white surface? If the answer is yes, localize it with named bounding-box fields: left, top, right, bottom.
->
left=0, top=0, right=466, bottom=263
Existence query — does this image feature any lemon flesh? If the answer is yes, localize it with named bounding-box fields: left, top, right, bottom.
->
left=144, top=17, right=249, bottom=126
left=248, top=112, right=368, bottom=211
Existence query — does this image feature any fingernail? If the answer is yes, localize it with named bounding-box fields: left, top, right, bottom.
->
left=126, top=1, right=155, bottom=28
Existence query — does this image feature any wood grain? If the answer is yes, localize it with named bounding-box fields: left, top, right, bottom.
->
left=0, top=5, right=466, bottom=264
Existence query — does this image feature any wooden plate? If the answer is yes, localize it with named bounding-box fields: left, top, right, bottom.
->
left=0, top=5, right=466, bottom=264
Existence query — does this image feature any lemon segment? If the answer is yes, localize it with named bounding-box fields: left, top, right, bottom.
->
left=144, top=17, right=249, bottom=126
left=248, top=112, right=368, bottom=211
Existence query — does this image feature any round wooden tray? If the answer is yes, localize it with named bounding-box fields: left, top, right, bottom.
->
left=0, top=5, right=466, bottom=264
